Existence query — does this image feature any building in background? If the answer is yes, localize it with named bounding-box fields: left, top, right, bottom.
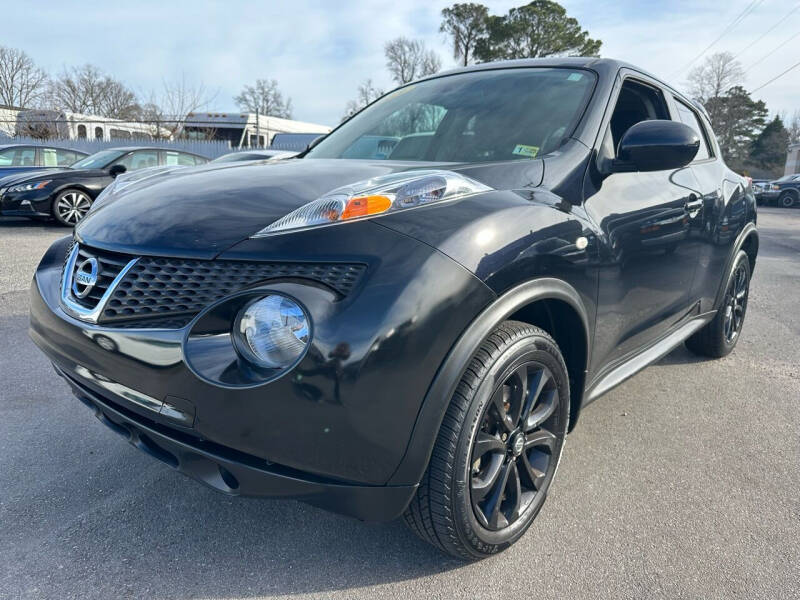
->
left=786, top=143, right=800, bottom=176
left=0, top=105, right=22, bottom=137
left=181, top=112, right=330, bottom=148
left=15, top=110, right=169, bottom=141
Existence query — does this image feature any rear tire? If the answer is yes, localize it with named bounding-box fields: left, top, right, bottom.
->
left=686, top=250, right=750, bottom=358
left=403, top=321, right=570, bottom=560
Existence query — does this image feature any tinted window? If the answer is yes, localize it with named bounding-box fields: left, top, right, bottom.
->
left=116, top=150, right=159, bottom=171
left=164, top=151, right=199, bottom=166
left=673, top=98, right=711, bottom=160
left=0, top=147, right=35, bottom=167
left=308, top=68, right=596, bottom=163
left=72, top=149, right=128, bottom=169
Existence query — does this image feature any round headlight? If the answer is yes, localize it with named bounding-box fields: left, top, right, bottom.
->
left=233, top=295, right=310, bottom=369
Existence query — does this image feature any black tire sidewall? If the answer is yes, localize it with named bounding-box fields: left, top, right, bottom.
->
left=451, top=334, right=570, bottom=556
left=779, top=192, right=797, bottom=208
left=720, top=251, right=751, bottom=351
left=52, top=189, right=91, bottom=226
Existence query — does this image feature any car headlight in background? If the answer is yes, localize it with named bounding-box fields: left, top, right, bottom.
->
left=233, top=295, right=310, bottom=369
left=253, top=170, right=491, bottom=236
left=8, top=180, right=51, bottom=193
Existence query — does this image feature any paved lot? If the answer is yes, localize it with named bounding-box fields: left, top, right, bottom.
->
left=0, top=209, right=798, bottom=600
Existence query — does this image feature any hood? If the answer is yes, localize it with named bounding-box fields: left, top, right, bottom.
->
left=75, top=158, right=544, bottom=258
left=0, top=168, right=72, bottom=187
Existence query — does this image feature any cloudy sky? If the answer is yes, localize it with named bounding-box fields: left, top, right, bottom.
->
left=6, top=1, right=799, bottom=126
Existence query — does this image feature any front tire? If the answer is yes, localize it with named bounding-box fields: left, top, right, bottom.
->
left=404, top=321, right=570, bottom=560
left=686, top=250, right=751, bottom=358
left=52, top=189, right=92, bottom=226
left=779, top=191, right=797, bottom=208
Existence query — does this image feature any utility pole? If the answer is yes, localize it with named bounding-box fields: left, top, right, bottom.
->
left=255, top=106, right=260, bottom=148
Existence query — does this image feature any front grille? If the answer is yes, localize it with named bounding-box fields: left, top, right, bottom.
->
left=67, top=245, right=130, bottom=309
left=63, top=244, right=367, bottom=326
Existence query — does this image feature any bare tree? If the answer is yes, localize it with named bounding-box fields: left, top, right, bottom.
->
left=687, top=52, right=744, bottom=104
left=385, top=37, right=442, bottom=85
left=234, top=79, right=292, bottom=118
left=0, top=46, right=48, bottom=107
left=158, top=74, right=216, bottom=138
left=50, top=64, right=140, bottom=119
left=342, top=79, right=384, bottom=121
left=440, top=3, right=489, bottom=66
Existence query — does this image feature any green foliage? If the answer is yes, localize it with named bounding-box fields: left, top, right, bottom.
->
left=440, top=3, right=490, bottom=66
left=440, top=1, right=600, bottom=66
left=748, top=115, right=790, bottom=176
left=475, top=1, right=601, bottom=61
left=705, top=86, right=767, bottom=169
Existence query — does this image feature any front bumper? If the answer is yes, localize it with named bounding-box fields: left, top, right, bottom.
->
left=54, top=363, right=416, bottom=520
left=0, top=191, right=51, bottom=217
left=29, top=229, right=495, bottom=517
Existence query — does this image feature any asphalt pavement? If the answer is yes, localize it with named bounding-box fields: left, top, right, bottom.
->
left=0, top=208, right=798, bottom=600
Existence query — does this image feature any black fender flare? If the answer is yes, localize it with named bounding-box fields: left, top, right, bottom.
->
left=387, top=277, right=591, bottom=487
left=713, top=222, right=758, bottom=311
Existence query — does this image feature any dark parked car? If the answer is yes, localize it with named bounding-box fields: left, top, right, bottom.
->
left=211, top=149, right=297, bottom=163
left=30, top=58, right=757, bottom=560
left=0, top=144, right=87, bottom=178
left=270, top=132, right=326, bottom=151
left=0, top=147, right=207, bottom=225
left=755, top=174, right=800, bottom=207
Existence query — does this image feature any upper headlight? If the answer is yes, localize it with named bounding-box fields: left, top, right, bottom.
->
left=8, top=180, right=51, bottom=193
left=252, top=170, right=491, bottom=237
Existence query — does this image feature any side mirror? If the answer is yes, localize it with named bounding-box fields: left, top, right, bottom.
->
left=109, top=164, right=127, bottom=178
left=614, top=120, right=700, bottom=172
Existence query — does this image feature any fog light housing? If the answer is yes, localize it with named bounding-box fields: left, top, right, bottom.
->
left=233, top=295, right=310, bottom=369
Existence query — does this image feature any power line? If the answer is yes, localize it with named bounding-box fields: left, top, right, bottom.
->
left=744, top=30, right=800, bottom=73
left=671, top=0, right=764, bottom=77
left=751, top=59, right=800, bottom=92
left=734, top=3, right=800, bottom=59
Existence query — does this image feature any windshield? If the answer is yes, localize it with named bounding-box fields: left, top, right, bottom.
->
left=307, top=68, right=596, bottom=163
left=70, top=149, right=128, bottom=169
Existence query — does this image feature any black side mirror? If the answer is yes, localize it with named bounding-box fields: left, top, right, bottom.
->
left=614, top=120, right=700, bottom=173
left=109, top=164, right=127, bottom=178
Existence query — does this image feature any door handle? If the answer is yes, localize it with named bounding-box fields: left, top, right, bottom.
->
left=685, top=194, right=703, bottom=216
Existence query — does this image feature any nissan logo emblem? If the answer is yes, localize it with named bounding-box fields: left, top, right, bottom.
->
left=72, top=257, right=99, bottom=299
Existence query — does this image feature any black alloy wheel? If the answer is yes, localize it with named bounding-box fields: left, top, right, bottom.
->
left=723, top=261, right=748, bottom=344
left=686, top=250, right=751, bottom=358
left=470, top=362, right=559, bottom=531
left=404, top=321, right=569, bottom=560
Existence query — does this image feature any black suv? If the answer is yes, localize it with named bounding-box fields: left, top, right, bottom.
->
left=30, top=58, right=757, bottom=560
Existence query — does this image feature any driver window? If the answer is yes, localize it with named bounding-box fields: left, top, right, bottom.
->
left=608, top=79, right=670, bottom=155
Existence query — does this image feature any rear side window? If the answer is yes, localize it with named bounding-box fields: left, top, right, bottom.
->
left=673, top=98, right=711, bottom=161
left=0, top=147, right=35, bottom=166
left=164, top=151, right=199, bottom=166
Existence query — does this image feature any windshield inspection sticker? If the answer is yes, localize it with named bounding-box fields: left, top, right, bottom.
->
left=512, top=144, right=540, bottom=157
left=567, top=72, right=584, bottom=82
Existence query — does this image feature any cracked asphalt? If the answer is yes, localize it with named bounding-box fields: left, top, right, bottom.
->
left=1, top=208, right=798, bottom=600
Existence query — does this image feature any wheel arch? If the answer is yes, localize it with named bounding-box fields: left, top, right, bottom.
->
left=714, top=223, right=758, bottom=310
left=387, top=277, right=591, bottom=487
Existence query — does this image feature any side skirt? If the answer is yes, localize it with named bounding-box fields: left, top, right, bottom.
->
left=583, top=311, right=715, bottom=404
